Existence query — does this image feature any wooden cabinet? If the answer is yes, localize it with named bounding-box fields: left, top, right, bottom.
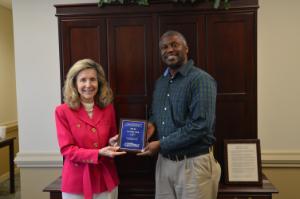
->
left=54, top=0, right=265, bottom=198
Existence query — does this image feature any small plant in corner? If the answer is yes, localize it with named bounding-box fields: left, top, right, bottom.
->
left=98, top=0, right=230, bottom=9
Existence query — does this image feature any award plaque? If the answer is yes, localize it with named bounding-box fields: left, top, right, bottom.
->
left=119, top=119, right=147, bottom=152
left=224, top=139, right=262, bottom=186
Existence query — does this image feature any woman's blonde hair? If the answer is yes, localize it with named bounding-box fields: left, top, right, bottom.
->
left=63, top=59, right=113, bottom=109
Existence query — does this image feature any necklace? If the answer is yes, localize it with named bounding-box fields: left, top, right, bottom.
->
left=82, top=102, right=94, bottom=118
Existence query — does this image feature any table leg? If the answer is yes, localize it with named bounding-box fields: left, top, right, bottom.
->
left=9, top=140, right=15, bottom=193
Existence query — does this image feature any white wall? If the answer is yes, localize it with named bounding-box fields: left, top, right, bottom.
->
left=13, top=0, right=94, bottom=154
left=12, top=1, right=94, bottom=197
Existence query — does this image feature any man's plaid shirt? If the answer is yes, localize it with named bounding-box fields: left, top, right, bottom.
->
left=150, top=60, right=217, bottom=157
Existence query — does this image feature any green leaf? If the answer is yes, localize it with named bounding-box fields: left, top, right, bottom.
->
left=224, top=0, right=230, bottom=9
left=213, top=0, right=221, bottom=9
left=137, top=0, right=149, bottom=6
left=98, top=0, right=230, bottom=9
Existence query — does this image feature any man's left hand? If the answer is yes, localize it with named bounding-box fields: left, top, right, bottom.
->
left=137, top=140, right=160, bottom=156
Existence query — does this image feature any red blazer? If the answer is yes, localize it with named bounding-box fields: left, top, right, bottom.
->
left=55, top=103, right=119, bottom=199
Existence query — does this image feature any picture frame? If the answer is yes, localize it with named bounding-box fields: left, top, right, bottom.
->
left=224, top=139, right=262, bottom=186
left=118, top=118, right=147, bottom=153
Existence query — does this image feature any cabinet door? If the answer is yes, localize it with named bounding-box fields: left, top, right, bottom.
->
left=107, top=16, right=155, bottom=198
left=59, top=18, right=107, bottom=83
left=206, top=13, right=257, bottom=165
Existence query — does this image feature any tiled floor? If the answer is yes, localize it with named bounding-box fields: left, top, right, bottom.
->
left=0, top=174, right=20, bottom=199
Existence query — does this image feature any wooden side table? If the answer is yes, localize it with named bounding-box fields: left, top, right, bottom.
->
left=218, top=176, right=278, bottom=199
left=43, top=176, right=62, bottom=199
left=0, top=137, right=16, bottom=193
left=44, top=175, right=278, bottom=199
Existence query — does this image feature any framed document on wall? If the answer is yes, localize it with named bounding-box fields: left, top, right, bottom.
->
left=224, top=139, right=262, bottom=186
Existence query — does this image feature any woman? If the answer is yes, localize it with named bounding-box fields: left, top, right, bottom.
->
left=55, top=59, right=126, bottom=199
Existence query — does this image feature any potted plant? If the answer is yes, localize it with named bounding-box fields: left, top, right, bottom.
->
left=98, top=0, right=230, bottom=9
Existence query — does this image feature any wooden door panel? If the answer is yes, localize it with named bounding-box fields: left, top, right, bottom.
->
left=59, top=18, right=107, bottom=82
left=69, top=27, right=100, bottom=64
left=113, top=26, right=147, bottom=96
left=115, top=103, right=148, bottom=121
left=216, top=100, right=247, bottom=139
left=107, top=16, right=155, bottom=198
left=207, top=13, right=256, bottom=135
left=207, top=13, right=257, bottom=169
left=207, top=14, right=254, bottom=93
left=107, top=17, right=153, bottom=120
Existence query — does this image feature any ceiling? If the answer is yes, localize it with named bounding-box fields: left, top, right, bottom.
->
left=0, top=0, right=12, bottom=9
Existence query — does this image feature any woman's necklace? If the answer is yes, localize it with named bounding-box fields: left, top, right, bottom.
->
left=82, top=101, right=94, bottom=118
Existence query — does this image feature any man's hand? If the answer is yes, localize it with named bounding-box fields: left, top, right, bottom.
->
left=99, top=146, right=126, bottom=158
left=146, top=122, right=156, bottom=141
left=137, top=140, right=160, bottom=156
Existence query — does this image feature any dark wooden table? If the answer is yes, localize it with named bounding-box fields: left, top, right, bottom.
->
left=44, top=175, right=278, bottom=199
left=218, top=177, right=278, bottom=199
left=43, top=176, right=62, bottom=199
left=0, top=137, right=15, bottom=193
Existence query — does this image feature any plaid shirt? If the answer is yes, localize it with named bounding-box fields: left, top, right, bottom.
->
left=150, top=60, right=217, bottom=156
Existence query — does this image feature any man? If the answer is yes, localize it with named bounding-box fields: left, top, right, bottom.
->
left=138, top=30, right=221, bottom=199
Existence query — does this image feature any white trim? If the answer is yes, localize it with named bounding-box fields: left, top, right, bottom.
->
left=14, top=152, right=63, bottom=168
left=262, top=151, right=300, bottom=168
left=13, top=150, right=300, bottom=168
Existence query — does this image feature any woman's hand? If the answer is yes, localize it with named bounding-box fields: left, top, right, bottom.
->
left=99, top=146, right=126, bottom=158
left=109, top=134, right=119, bottom=147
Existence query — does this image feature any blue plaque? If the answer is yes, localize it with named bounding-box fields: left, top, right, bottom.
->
left=119, top=119, right=147, bottom=152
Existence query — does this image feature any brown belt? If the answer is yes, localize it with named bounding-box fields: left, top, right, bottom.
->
left=162, top=147, right=211, bottom=161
